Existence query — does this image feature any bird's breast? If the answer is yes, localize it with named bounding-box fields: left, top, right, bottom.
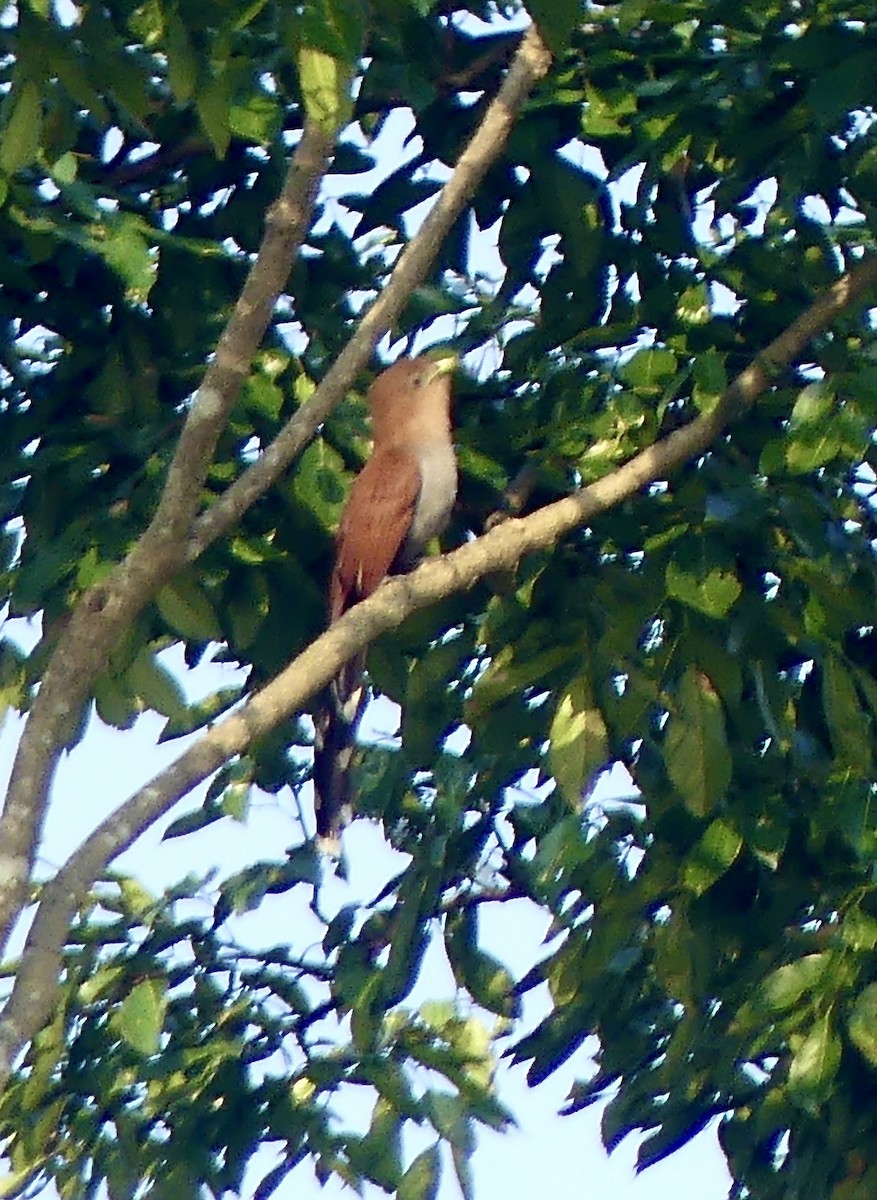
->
left=399, top=441, right=458, bottom=568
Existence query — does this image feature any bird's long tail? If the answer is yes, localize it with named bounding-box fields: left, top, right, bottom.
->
left=312, top=652, right=368, bottom=851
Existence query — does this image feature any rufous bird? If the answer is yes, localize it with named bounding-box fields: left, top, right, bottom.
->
left=313, top=353, right=458, bottom=848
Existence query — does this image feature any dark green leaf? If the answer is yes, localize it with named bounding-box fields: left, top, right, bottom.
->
left=527, top=0, right=582, bottom=56
left=0, top=81, right=41, bottom=174
left=398, top=1145, right=441, bottom=1200
left=156, top=576, right=223, bottom=642
left=664, top=668, right=731, bottom=817
left=822, top=654, right=868, bottom=770
left=681, top=819, right=743, bottom=896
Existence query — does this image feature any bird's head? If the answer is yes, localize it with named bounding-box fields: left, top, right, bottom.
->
left=367, top=353, right=457, bottom=414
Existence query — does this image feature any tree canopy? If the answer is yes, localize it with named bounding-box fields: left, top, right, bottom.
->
left=3, top=0, right=877, bottom=1197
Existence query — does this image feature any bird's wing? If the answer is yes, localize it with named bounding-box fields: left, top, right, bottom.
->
left=330, top=444, right=422, bottom=622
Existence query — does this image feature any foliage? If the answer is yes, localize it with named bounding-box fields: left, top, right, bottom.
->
left=0, top=869, right=507, bottom=1199
left=3, top=0, right=877, bottom=1198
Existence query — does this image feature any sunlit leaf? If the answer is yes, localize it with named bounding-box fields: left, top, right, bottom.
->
left=666, top=561, right=741, bottom=618
left=848, top=983, right=877, bottom=1067
left=548, top=670, right=608, bottom=807
left=297, top=48, right=353, bottom=133
left=116, top=979, right=167, bottom=1057
left=759, top=954, right=831, bottom=1014
left=788, top=1013, right=841, bottom=1110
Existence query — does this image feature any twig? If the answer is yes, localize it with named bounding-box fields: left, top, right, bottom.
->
left=485, top=461, right=541, bottom=530
left=2, top=251, right=875, bottom=1086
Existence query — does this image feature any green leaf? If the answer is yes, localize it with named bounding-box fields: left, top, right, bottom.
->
left=692, top=349, right=727, bottom=413
left=467, top=624, right=577, bottom=719
left=848, top=983, right=877, bottom=1067
left=93, top=673, right=138, bottom=730
left=664, top=668, right=731, bottom=816
left=527, top=0, right=582, bottom=56
left=381, top=865, right=438, bottom=1007
left=787, top=1013, right=840, bottom=1111
left=678, top=283, right=711, bottom=327
left=197, top=73, right=232, bottom=158
left=822, top=654, right=868, bottom=770
left=50, top=152, right=77, bottom=184
left=229, top=93, right=281, bottom=145
left=350, top=971, right=384, bottom=1052
left=426, top=1092, right=473, bottom=1152
left=398, top=1145, right=441, bottom=1200
left=119, top=877, right=158, bottom=919
left=356, top=1059, right=422, bottom=1122
left=292, top=0, right=367, bottom=62
left=221, top=780, right=251, bottom=822
left=666, top=561, right=741, bottom=618
left=445, top=910, right=519, bottom=1018
left=681, top=819, right=742, bottom=895
left=619, top=347, right=678, bottom=394
left=160, top=685, right=244, bottom=740
left=403, top=633, right=472, bottom=765
left=98, top=215, right=156, bottom=303
left=225, top=568, right=269, bottom=651
left=78, top=964, right=124, bottom=1005
left=840, top=909, right=877, bottom=952
left=166, top=9, right=199, bottom=102
left=297, top=47, right=352, bottom=133
left=758, top=954, right=830, bottom=1015
left=156, top=576, right=223, bottom=642
left=116, top=978, right=167, bottom=1056
left=783, top=383, right=840, bottom=473
left=548, top=670, right=608, bottom=807
left=0, top=81, right=41, bottom=175
left=126, top=648, right=187, bottom=722
left=292, top=439, right=347, bottom=525
left=347, top=1098, right=403, bottom=1190
left=789, top=382, right=833, bottom=429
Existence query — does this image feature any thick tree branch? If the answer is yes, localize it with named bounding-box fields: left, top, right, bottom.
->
left=2, top=250, right=875, bottom=1086
left=185, top=26, right=554, bottom=562
left=0, top=118, right=335, bottom=959
left=0, top=29, right=553, bottom=965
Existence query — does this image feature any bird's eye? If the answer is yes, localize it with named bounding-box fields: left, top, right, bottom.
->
left=411, top=373, right=424, bottom=388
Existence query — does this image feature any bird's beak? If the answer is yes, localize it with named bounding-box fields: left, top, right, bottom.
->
left=423, top=353, right=457, bottom=385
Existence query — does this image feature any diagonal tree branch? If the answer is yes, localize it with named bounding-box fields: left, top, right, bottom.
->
left=185, top=26, right=554, bottom=562
left=2, top=250, right=875, bottom=1086
left=0, top=116, right=336, bottom=959
left=0, top=29, right=554, bottom=964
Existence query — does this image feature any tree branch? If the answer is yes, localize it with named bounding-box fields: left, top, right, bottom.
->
left=2, top=250, right=875, bottom=1086
left=185, top=26, right=554, bottom=562
left=0, top=28, right=554, bottom=965
left=0, top=117, right=335, bottom=959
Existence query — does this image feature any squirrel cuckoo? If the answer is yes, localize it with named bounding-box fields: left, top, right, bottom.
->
left=313, top=354, right=457, bottom=847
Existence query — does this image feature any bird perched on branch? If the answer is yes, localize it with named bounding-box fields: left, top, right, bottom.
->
left=313, top=353, right=458, bottom=849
